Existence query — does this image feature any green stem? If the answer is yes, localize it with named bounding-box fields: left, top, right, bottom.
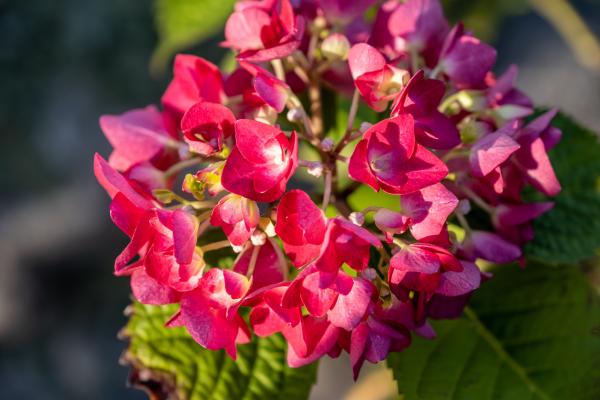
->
left=163, top=157, right=204, bottom=178
left=199, top=240, right=231, bottom=253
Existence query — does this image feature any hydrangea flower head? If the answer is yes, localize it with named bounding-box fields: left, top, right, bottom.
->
left=94, top=0, right=561, bottom=379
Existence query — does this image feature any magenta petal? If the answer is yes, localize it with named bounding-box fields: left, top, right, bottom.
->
left=364, top=331, right=392, bottom=364
left=238, top=61, right=291, bottom=113
left=335, top=218, right=382, bottom=248
left=349, top=323, right=369, bottom=380
left=470, top=131, right=520, bottom=177
left=516, top=137, right=561, bottom=196
left=366, top=115, right=417, bottom=161
left=94, top=154, right=153, bottom=209
left=392, top=71, right=444, bottom=117
left=145, top=244, right=204, bottom=292
left=239, top=39, right=302, bottom=62
left=470, top=230, right=522, bottom=263
left=402, top=183, right=458, bottom=240
left=254, top=73, right=289, bottom=112
left=162, top=55, right=224, bottom=123
left=388, top=0, right=449, bottom=53
left=211, top=194, right=259, bottom=246
left=131, top=268, right=181, bottom=305
left=441, top=27, right=497, bottom=88
left=222, top=124, right=296, bottom=202
left=181, top=101, right=236, bottom=154
left=415, top=111, right=461, bottom=149
left=436, top=261, right=481, bottom=296
left=348, top=43, right=387, bottom=80
left=522, top=108, right=558, bottom=140
left=276, top=190, right=327, bottom=245
left=378, top=144, right=448, bottom=195
left=233, top=240, right=285, bottom=291
left=172, top=210, right=199, bottom=265
left=300, top=272, right=338, bottom=317
left=100, top=105, right=168, bottom=169
left=319, top=0, right=376, bottom=25
left=327, top=278, right=374, bottom=330
left=179, top=269, right=251, bottom=358
left=390, top=245, right=441, bottom=274
left=224, top=8, right=271, bottom=50
left=250, top=304, right=287, bottom=337
left=276, top=190, right=327, bottom=267
left=349, top=140, right=380, bottom=191
left=496, top=202, right=554, bottom=227
left=114, top=216, right=151, bottom=275
left=374, top=209, right=408, bottom=235
left=109, top=192, right=145, bottom=237
left=427, top=292, right=472, bottom=319
left=221, top=148, right=259, bottom=198
left=250, top=286, right=300, bottom=337
left=234, top=119, right=282, bottom=164
left=283, top=316, right=340, bottom=368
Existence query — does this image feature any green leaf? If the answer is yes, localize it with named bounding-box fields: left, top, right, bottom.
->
left=121, top=302, right=318, bottom=400
left=348, top=185, right=399, bottom=214
left=151, top=0, right=235, bottom=74
left=389, top=263, right=600, bottom=400
left=525, top=113, right=600, bottom=263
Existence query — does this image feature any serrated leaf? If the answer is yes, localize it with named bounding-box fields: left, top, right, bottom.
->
left=151, top=0, right=235, bottom=74
left=389, top=263, right=600, bottom=400
left=525, top=113, right=600, bottom=263
left=121, top=302, right=318, bottom=400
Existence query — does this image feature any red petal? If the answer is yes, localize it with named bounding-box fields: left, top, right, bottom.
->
left=348, top=43, right=387, bottom=80
left=470, top=131, right=520, bottom=177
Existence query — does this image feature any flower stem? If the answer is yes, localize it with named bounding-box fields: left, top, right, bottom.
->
left=271, top=59, right=285, bottom=81
left=199, top=240, right=231, bottom=253
left=410, top=46, right=420, bottom=74
left=308, top=77, right=324, bottom=137
left=164, top=157, right=204, bottom=178
left=197, top=218, right=212, bottom=237
left=334, top=89, right=361, bottom=154
left=246, top=244, right=261, bottom=278
left=322, top=169, right=333, bottom=210
left=429, top=63, right=443, bottom=79
left=461, top=186, right=494, bottom=214
left=455, top=211, right=471, bottom=235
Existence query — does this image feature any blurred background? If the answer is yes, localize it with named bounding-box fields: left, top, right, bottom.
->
left=1, top=0, right=599, bottom=398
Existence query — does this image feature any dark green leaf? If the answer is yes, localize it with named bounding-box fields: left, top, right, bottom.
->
left=525, top=113, right=600, bottom=263
left=121, top=302, right=318, bottom=400
left=389, top=263, right=600, bottom=400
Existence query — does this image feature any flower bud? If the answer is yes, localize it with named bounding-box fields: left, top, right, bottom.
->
left=359, top=122, right=373, bottom=133
left=153, top=188, right=177, bottom=204
left=303, top=161, right=324, bottom=178
left=321, top=33, right=351, bottom=61
left=361, top=268, right=377, bottom=280
left=320, top=137, right=334, bottom=151
left=493, top=104, right=532, bottom=121
left=459, top=120, right=489, bottom=144
left=457, top=199, right=471, bottom=215
left=287, top=107, right=304, bottom=123
left=251, top=230, right=267, bottom=246
left=313, top=16, right=327, bottom=31
left=259, top=217, right=276, bottom=237
left=349, top=212, right=365, bottom=226
left=455, top=90, right=487, bottom=112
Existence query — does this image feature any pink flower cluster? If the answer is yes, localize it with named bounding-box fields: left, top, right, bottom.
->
left=95, top=0, right=560, bottom=378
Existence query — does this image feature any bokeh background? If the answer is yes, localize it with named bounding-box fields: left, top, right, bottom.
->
left=1, top=0, right=599, bottom=398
